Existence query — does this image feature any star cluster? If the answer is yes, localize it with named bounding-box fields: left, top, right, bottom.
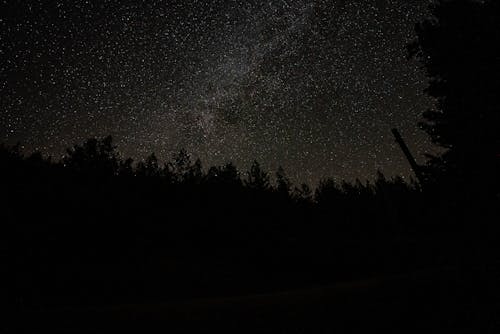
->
left=1, top=0, right=434, bottom=185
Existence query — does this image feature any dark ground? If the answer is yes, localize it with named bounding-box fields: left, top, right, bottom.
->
left=4, top=141, right=500, bottom=333
left=16, top=265, right=500, bottom=333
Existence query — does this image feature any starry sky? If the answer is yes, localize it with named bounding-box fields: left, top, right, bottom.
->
left=1, top=0, right=435, bottom=185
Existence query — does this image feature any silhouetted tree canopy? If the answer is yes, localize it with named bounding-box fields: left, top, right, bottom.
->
left=409, top=0, right=500, bottom=198
left=3, top=131, right=499, bottom=334
left=245, top=160, right=271, bottom=191
left=207, top=163, right=241, bottom=186
left=275, top=166, right=292, bottom=196
left=63, top=136, right=119, bottom=178
left=136, top=153, right=160, bottom=178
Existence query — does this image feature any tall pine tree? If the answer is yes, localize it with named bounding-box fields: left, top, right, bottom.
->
left=410, top=0, right=500, bottom=199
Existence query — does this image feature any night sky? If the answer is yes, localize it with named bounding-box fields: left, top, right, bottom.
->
left=1, top=0, right=435, bottom=185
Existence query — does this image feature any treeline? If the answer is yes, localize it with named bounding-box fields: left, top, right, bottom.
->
left=4, top=135, right=496, bottom=313
left=2, top=135, right=424, bottom=222
left=3, top=135, right=429, bottom=234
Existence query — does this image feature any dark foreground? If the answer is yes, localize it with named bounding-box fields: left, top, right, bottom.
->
left=16, top=266, right=499, bottom=334
left=3, top=140, right=500, bottom=333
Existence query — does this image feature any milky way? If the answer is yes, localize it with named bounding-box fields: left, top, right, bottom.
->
left=1, top=0, right=435, bottom=185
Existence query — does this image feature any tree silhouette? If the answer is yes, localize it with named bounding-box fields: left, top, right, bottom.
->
left=63, top=136, right=119, bottom=178
left=186, top=158, right=204, bottom=184
left=275, top=166, right=292, bottom=196
left=2, top=134, right=475, bottom=333
left=207, top=163, right=241, bottom=186
left=245, top=160, right=270, bottom=191
left=167, top=149, right=199, bottom=184
left=118, top=157, right=134, bottom=177
left=409, top=0, right=500, bottom=199
left=293, top=183, right=312, bottom=202
left=136, top=153, right=160, bottom=178
left=315, top=178, right=343, bottom=209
